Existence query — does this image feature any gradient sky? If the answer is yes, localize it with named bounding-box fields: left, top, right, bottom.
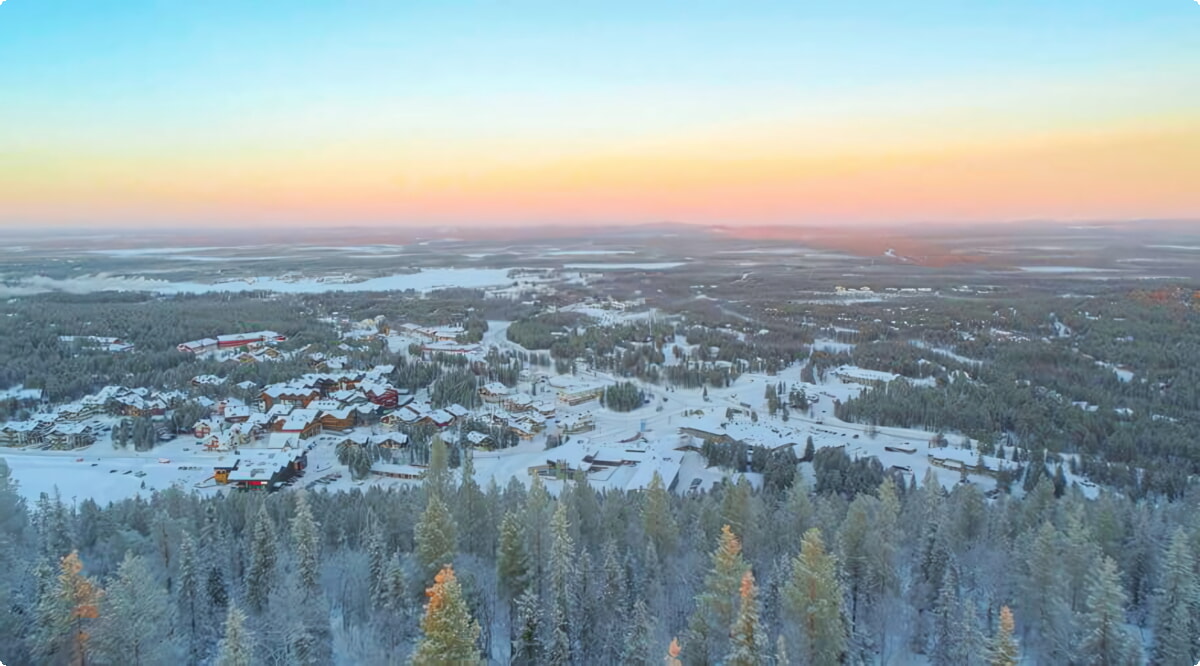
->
left=1, top=1, right=1198, bottom=228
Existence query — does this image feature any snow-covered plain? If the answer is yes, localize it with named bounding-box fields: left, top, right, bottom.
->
left=0, top=268, right=521, bottom=297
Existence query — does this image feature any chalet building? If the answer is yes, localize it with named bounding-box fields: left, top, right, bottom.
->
left=369, top=463, right=425, bottom=480
left=221, top=448, right=307, bottom=490
left=555, top=385, right=604, bottom=406
left=318, top=408, right=357, bottom=431
left=178, top=331, right=286, bottom=355
left=465, top=431, right=495, bottom=449
left=392, top=405, right=423, bottom=425
left=369, top=433, right=409, bottom=450
left=420, top=341, right=480, bottom=355
left=509, top=421, right=537, bottom=440
left=177, top=337, right=219, bottom=354
left=193, top=420, right=216, bottom=439
left=0, top=421, right=44, bottom=447
left=504, top=393, right=535, bottom=412
left=479, top=382, right=510, bottom=403
left=445, top=403, right=471, bottom=420
left=363, top=383, right=401, bottom=408
left=273, top=409, right=321, bottom=439
left=119, top=396, right=167, bottom=418
left=379, top=413, right=406, bottom=430
left=223, top=404, right=251, bottom=423
left=420, top=409, right=456, bottom=428
left=559, top=414, right=596, bottom=435
left=261, top=386, right=320, bottom=410
left=217, top=331, right=287, bottom=349
left=534, top=401, right=557, bottom=418
left=831, top=365, right=898, bottom=388
left=47, top=423, right=95, bottom=450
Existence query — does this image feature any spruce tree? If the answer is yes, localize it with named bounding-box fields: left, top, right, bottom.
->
left=95, top=552, right=178, bottom=666
left=1152, top=528, right=1199, bottom=665
left=456, top=447, right=490, bottom=556
left=497, top=510, right=529, bottom=601
left=1078, top=555, right=1142, bottom=665
left=178, top=531, right=201, bottom=657
left=726, top=570, right=769, bottom=666
left=782, top=529, right=847, bottom=666
left=685, top=525, right=749, bottom=665
left=414, top=493, right=458, bottom=582
left=291, top=490, right=321, bottom=595
left=546, top=500, right=577, bottom=663
left=512, top=587, right=542, bottom=666
left=245, top=503, right=276, bottom=613
left=412, top=565, right=482, bottom=665
left=365, top=512, right=388, bottom=607
left=216, top=603, right=255, bottom=666
left=620, top=598, right=655, bottom=666
left=1023, top=521, right=1072, bottom=663
left=643, top=470, right=678, bottom=557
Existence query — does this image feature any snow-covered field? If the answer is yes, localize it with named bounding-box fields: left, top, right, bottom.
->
left=0, top=268, right=522, bottom=297
left=562, top=262, right=687, bottom=270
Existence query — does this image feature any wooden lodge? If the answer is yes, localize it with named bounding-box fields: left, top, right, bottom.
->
left=218, top=448, right=308, bottom=490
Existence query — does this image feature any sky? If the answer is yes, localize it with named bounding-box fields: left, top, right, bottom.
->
left=1, top=1, right=1198, bottom=229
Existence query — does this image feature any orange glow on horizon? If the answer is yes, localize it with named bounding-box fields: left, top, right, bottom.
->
left=1, top=115, right=1196, bottom=227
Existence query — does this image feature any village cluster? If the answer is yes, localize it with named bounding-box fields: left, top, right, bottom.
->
left=0, top=300, right=1058, bottom=505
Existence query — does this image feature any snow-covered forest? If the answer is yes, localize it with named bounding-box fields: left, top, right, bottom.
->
left=1, top=437, right=1194, bottom=666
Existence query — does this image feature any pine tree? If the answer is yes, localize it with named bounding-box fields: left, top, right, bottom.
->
left=425, top=435, right=452, bottom=501
left=524, top=473, right=552, bottom=585
left=685, top=524, right=749, bottom=665
left=1078, top=555, right=1142, bottom=665
left=415, top=493, right=458, bottom=581
left=456, top=447, right=490, bottom=556
left=291, top=490, right=321, bottom=595
left=726, top=570, right=769, bottom=666
left=1152, top=528, right=1199, bottom=665
left=216, top=603, right=255, bottom=666
left=246, top=503, right=276, bottom=613
left=95, top=552, right=178, bottom=666
left=1023, top=521, right=1072, bottom=663
left=930, top=565, right=968, bottom=666
left=365, top=512, right=388, bottom=608
left=178, top=531, right=201, bottom=657
left=986, top=606, right=1019, bottom=666
left=782, top=528, right=847, bottom=666
left=643, top=471, right=678, bottom=557
left=32, top=550, right=101, bottom=666
left=620, top=598, right=655, bottom=666
left=512, top=587, right=542, bottom=666
left=546, top=500, right=577, bottom=663
left=497, top=510, right=529, bottom=601
left=412, top=565, right=482, bottom=665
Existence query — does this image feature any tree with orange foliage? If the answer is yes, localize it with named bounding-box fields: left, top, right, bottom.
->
left=412, top=565, right=481, bottom=665
left=684, top=525, right=749, bottom=664
left=987, top=606, right=1020, bottom=666
left=726, top=571, right=768, bottom=666
left=665, top=637, right=683, bottom=666
left=32, top=550, right=102, bottom=666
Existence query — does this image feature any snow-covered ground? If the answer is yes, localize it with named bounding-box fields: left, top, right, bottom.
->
left=0, top=268, right=526, bottom=297
left=562, top=262, right=686, bottom=270
left=3, top=349, right=1094, bottom=506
